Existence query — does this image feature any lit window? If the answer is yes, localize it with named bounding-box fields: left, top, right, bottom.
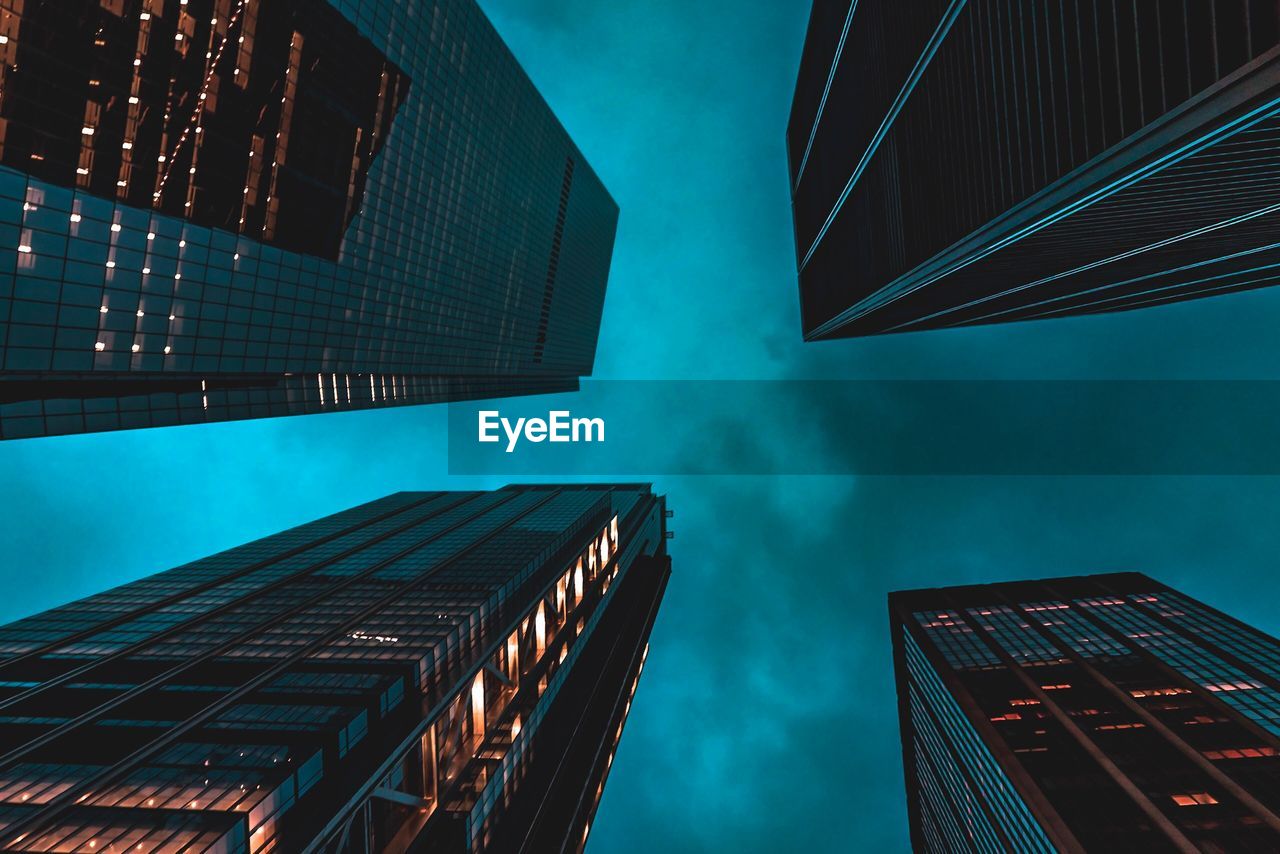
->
left=1204, top=746, right=1278, bottom=760
left=1171, top=793, right=1218, bottom=807
left=470, top=672, right=485, bottom=740
left=535, top=603, right=546, bottom=655
left=1130, top=688, right=1192, bottom=698
left=1205, top=681, right=1262, bottom=693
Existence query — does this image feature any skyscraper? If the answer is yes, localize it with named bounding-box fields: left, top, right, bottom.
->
left=790, top=2, right=1280, bottom=339
left=0, top=483, right=669, bottom=852
left=0, top=0, right=618, bottom=439
left=891, top=573, right=1280, bottom=852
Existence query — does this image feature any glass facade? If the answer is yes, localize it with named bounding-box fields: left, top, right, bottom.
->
left=892, top=573, right=1280, bottom=852
left=0, top=483, right=670, bottom=852
left=790, top=1, right=1280, bottom=339
left=0, top=0, right=619, bottom=439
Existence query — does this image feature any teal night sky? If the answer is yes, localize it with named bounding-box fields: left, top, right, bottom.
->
left=5, top=1, right=1280, bottom=850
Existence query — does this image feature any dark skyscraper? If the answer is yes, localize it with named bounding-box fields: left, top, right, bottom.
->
left=891, top=573, right=1280, bottom=852
left=0, top=483, right=669, bottom=852
left=789, top=1, right=1280, bottom=339
left=0, top=0, right=618, bottom=439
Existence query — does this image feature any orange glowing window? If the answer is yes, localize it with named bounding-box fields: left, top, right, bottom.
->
left=1204, top=746, right=1278, bottom=760
left=1129, top=687, right=1192, bottom=698
left=1040, top=684, right=1071, bottom=691
left=1009, top=698, right=1041, bottom=707
left=1171, top=793, right=1219, bottom=807
left=1205, top=681, right=1262, bottom=693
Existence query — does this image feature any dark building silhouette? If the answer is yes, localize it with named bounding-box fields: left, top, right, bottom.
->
left=0, top=0, right=618, bottom=439
left=891, top=573, right=1280, bottom=852
left=790, top=1, right=1280, bottom=339
left=0, top=483, right=670, bottom=852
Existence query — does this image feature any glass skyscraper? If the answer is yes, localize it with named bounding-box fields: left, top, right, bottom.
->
left=790, top=1, right=1280, bottom=339
left=0, top=0, right=618, bottom=439
left=0, top=483, right=669, bottom=852
left=892, top=573, right=1280, bottom=852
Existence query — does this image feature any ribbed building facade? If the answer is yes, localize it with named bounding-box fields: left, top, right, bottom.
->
left=790, top=1, right=1280, bottom=338
left=0, top=0, right=618, bottom=438
left=0, top=483, right=669, bottom=852
left=892, top=573, right=1280, bottom=852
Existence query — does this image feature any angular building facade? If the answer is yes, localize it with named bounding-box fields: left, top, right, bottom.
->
left=790, top=1, right=1280, bottom=339
left=0, top=0, right=618, bottom=439
left=891, top=573, right=1280, bottom=852
left=0, top=483, right=669, bottom=852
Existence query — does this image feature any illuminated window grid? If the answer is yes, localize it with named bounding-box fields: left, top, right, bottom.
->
left=205, top=492, right=583, bottom=670
left=1077, top=599, right=1280, bottom=736
left=0, top=492, right=437, bottom=657
left=83, top=752, right=322, bottom=853
left=0, top=0, right=618, bottom=440
left=913, top=611, right=1001, bottom=670
left=968, top=606, right=1067, bottom=666
left=454, top=519, right=625, bottom=848
left=1020, top=600, right=1134, bottom=659
left=312, top=505, right=615, bottom=692
left=0, top=486, right=664, bottom=851
left=372, top=508, right=628, bottom=844
left=0, top=763, right=93, bottom=806
left=1147, top=591, right=1280, bottom=686
left=119, top=495, right=521, bottom=661
left=0, top=804, right=242, bottom=853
